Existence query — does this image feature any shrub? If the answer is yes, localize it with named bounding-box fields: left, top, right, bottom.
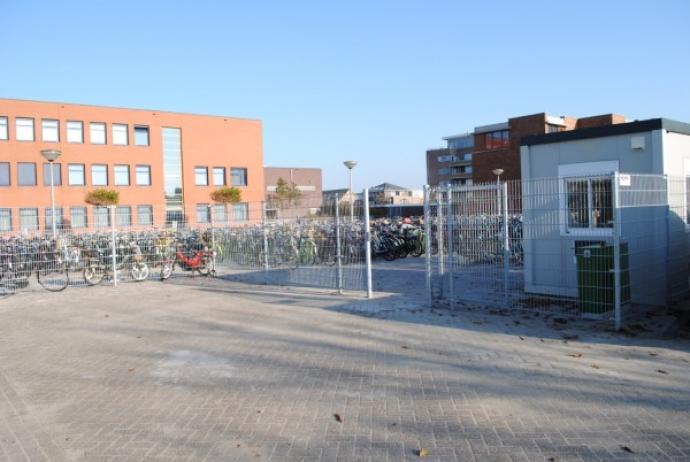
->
left=211, top=187, right=242, bottom=203
left=85, top=189, right=120, bottom=206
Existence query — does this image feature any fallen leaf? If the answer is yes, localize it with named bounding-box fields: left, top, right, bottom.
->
left=519, top=336, right=524, bottom=341
left=657, top=369, right=669, bottom=374
left=128, top=368, right=135, bottom=372
left=401, top=345, right=410, bottom=349
left=591, top=364, right=600, bottom=369
left=104, top=314, right=109, bottom=318
left=621, top=446, right=634, bottom=453
left=539, top=338, right=545, bottom=343
left=333, top=413, right=343, bottom=423
left=648, top=352, right=658, bottom=357
left=417, top=448, right=430, bottom=457
left=567, top=353, right=583, bottom=358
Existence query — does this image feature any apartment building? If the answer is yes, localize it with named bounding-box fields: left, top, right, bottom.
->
left=0, top=98, right=263, bottom=232
left=426, top=113, right=626, bottom=186
left=264, top=166, right=322, bottom=218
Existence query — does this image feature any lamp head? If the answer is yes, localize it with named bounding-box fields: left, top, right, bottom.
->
left=343, top=160, right=357, bottom=170
left=492, top=168, right=504, bottom=177
left=41, top=149, right=62, bottom=162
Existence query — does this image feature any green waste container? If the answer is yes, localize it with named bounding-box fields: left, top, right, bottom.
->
left=575, top=242, right=630, bottom=315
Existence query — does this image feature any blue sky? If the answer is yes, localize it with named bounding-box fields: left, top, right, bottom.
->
left=1, top=1, right=689, bottom=190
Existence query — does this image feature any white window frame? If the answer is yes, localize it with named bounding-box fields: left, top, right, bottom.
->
left=0, top=116, right=8, bottom=140
left=114, top=165, right=130, bottom=186
left=112, top=124, right=128, bottom=145
left=68, top=164, right=85, bottom=186
left=66, top=121, right=84, bottom=143
left=91, top=164, right=108, bottom=186
left=558, top=161, right=618, bottom=237
left=195, top=167, right=208, bottom=186
left=212, top=167, right=225, bottom=186
left=135, top=165, right=151, bottom=186
left=16, top=117, right=34, bottom=141
left=89, top=122, right=107, bottom=145
left=41, top=119, right=60, bottom=142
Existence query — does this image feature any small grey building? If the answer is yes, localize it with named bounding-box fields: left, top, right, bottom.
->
left=520, top=118, right=690, bottom=307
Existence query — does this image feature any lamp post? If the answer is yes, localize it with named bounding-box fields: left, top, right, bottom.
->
left=343, top=160, right=357, bottom=223
left=41, top=149, right=62, bottom=238
left=492, top=168, right=504, bottom=186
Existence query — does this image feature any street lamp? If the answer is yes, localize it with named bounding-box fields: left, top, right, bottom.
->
left=41, top=149, right=62, bottom=238
left=343, top=160, right=357, bottom=223
left=492, top=168, right=504, bottom=186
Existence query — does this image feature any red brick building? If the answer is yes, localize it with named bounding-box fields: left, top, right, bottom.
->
left=427, top=113, right=627, bottom=186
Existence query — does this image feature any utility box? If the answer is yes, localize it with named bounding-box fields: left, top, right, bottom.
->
left=575, top=243, right=630, bottom=315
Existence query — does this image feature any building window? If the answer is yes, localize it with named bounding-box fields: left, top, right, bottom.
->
left=212, top=167, right=226, bottom=186
left=438, top=167, right=451, bottom=175
left=114, top=165, right=130, bottom=186
left=565, top=177, right=613, bottom=230
left=70, top=207, right=87, bottom=229
left=16, top=118, right=34, bottom=141
left=0, top=116, right=8, bottom=140
left=213, top=204, right=228, bottom=224
left=90, top=122, right=106, bottom=144
left=68, top=164, right=85, bottom=186
left=0, top=208, right=11, bottom=232
left=196, top=204, right=210, bottom=223
left=0, top=162, right=9, bottom=186
left=91, top=164, right=108, bottom=186
left=546, top=123, right=564, bottom=133
left=41, top=119, right=60, bottom=142
left=134, top=126, right=149, bottom=146
left=18, top=162, right=37, bottom=186
left=137, top=205, right=153, bottom=225
left=135, top=165, right=151, bottom=185
left=66, top=121, right=84, bottom=143
left=19, top=208, right=39, bottom=231
left=232, top=203, right=249, bottom=221
left=463, top=153, right=473, bottom=161
left=484, top=130, right=510, bottom=149
left=115, top=206, right=131, bottom=227
left=447, top=136, right=474, bottom=149
left=45, top=208, right=64, bottom=230
left=43, top=163, right=62, bottom=186
left=94, top=206, right=110, bottom=228
left=231, top=167, right=247, bottom=186
left=112, top=124, right=128, bottom=145
left=195, top=167, right=208, bottom=186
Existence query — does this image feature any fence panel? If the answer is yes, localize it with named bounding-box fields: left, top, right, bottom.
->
left=427, top=172, right=690, bottom=328
left=1, top=198, right=369, bottom=296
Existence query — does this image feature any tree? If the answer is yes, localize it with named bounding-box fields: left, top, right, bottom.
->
left=270, top=177, right=302, bottom=210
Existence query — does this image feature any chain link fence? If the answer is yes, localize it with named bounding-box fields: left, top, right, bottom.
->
left=0, top=196, right=372, bottom=296
left=425, top=173, right=690, bottom=330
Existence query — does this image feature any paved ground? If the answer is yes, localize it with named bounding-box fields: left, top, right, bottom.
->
left=1, top=260, right=690, bottom=461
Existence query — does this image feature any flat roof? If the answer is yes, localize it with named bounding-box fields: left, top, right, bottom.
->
left=522, top=118, right=690, bottom=146
left=0, top=96, right=260, bottom=122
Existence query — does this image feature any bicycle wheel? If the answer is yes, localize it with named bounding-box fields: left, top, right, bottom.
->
left=83, top=259, right=106, bottom=285
left=197, top=254, right=211, bottom=276
left=37, top=263, right=69, bottom=292
left=130, top=260, right=150, bottom=281
left=160, top=261, right=173, bottom=280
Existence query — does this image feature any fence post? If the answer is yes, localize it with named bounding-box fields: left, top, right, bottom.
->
left=438, top=188, right=445, bottom=276
left=612, top=172, right=622, bottom=331
left=208, top=205, right=216, bottom=275
left=335, top=193, right=343, bottom=294
left=423, top=185, right=432, bottom=308
left=261, top=201, right=269, bottom=280
left=446, top=184, right=454, bottom=310
left=110, top=205, right=118, bottom=287
left=364, top=188, right=373, bottom=299
left=502, top=181, right=510, bottom=308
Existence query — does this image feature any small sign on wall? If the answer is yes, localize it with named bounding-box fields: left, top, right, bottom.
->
left=619, top=174, right=631, bottom=187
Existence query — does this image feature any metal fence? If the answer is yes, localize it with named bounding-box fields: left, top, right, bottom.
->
left=426, top=173, right=690, bottom=330
left=0, top=195, right=373, bottom=296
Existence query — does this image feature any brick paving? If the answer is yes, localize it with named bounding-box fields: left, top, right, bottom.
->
left=0, top=264, right=689, bottom=461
